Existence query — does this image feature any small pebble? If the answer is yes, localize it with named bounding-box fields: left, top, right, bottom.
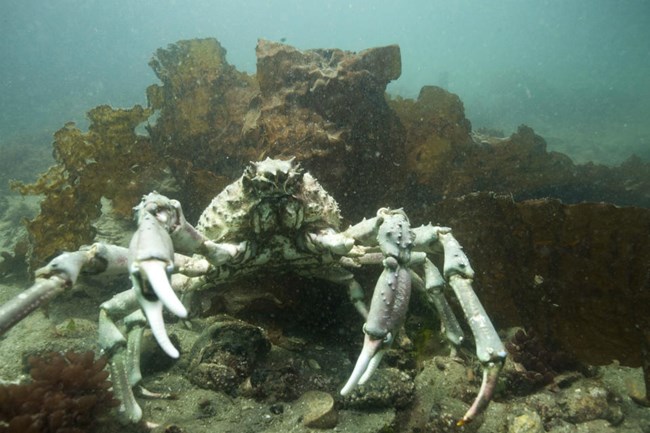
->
left=308, top=359, right=321, bottom=370
left=297, top=391, right=338, bottom=429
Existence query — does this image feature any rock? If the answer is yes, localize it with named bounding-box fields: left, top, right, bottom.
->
left=405, top=356, right=480, bottom=432
left=508, top=410, right=544, bottom=433
left=337, top=409, right=396, bottom=433
left=524, top=392, right=564, bottom=427
left=477, top=401, right=509, bottom=433
left=251, top=39, right=406, bottom=221
left=248, top=349, right=303, bottom=402
left=392, top=89, right=650, bottom=209
left=186, top=316, right=271, bottom=394
left=422, top=192, right=650, bottom=388
left=146, top=38, right=257, bottom=219
left=54, top=318, right=96, bottom=339
left=425, top=398, right=481, bottom=433
left=389, top=85, right=472, bottom=187
left=341, top=367, right=414, bottom=409
left=573, top=420, right=617, bottom=433
left=295, top=390, right=338, bottom=429
left=416, top=356, right=478, bottom=402
left=146, top=37, right=408, bottom=222
left=561, top=381, right=622, bottom=425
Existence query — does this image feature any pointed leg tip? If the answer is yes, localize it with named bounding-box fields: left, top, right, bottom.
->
left=159, top=339, right=180, bottom=358
left=176, top=306, right=189, bottom=319
left=118, top=403, right=143, bottom=424
left=166, top=347, right=180, bottom=359
left=340, top=378, right=358, bottom=397
left=630, top=393, right=650, bottom=407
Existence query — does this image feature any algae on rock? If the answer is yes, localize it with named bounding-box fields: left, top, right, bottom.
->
left=146, top=38, right=257, bottom=219
left=12, top=105, right=165, bottom=266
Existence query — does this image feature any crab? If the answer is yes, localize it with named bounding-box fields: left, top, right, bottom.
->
left=0, top=157, right=506, bottom=425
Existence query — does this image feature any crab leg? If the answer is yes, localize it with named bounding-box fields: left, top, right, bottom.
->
left=438, top=232, right=506, bottom=425
left=419, top=256, right=465, bottom=346
left=128, top=194, right=187, bottom=359
left=0, top=243, right=128, bottom=336
left=98, top=290, right=149, bottom=423
left=128, top=193, right=248, bottom=358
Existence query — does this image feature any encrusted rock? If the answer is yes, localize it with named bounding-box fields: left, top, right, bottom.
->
left=573, top=419, right=617, bottom=433
left=508, top=410, right=544, bottom=433
left=341, top=367, right=414, bottom=409
left=146, top=37, right=407, bottom=222
left=561, top=381, right=623, bottom=425
left=405, top=356, right=480, bottom=432
left=186, top=316, right=271, bottom=394
left=146, top=38, right=257, bottom=219
left=53, top=318, right=96, bottom=339
left=423, top=192, right=650, bottom=391
left=12, top=105, right=167, bottom=265
left=251, top=39, right=406, bottom=220
left=425, top=398, right=481, bottom=433
left=505, top=328, right=579, bottom=394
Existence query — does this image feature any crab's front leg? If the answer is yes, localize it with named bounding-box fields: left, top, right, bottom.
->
left=341, top=208, right=414, bottom=395
left=98, top=289, right=148, bottom=423
left=98, top=193, right=246, bottom=422
left=414, top=224, right=507, bottom=425
left=0, top=242, right=129, bottom=337
left=127, top=193, right=247, bottom=357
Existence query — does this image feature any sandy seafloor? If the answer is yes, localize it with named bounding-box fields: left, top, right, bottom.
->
left=1, top=193, right=650, bottom=433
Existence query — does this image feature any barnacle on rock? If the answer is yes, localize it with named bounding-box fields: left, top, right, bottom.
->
left=0, top=350, right=118, bottom=433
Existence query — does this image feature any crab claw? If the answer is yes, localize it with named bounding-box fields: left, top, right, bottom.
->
left=129, top=197, right=188, bottom=358
left=340, top=333, right=385, bottom=396
left=135, top=260, right=187, bottom=319
left=131, top=260, right=187, bottom=359
left=445, top=273, right=506, bottom=425
left=341, top=260, right=412, bottom=396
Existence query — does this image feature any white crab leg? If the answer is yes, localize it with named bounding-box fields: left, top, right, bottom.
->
left=130, top=259, right=186, bottom=359
left=438, top=231, right=506, bottom=424
left=134, top=290, right=179, bottom=358
left=0, top=244, right=129, bottom=337
left=128, top=194, right=190, bottom=358
left=136, top=260, right=187, bottom=319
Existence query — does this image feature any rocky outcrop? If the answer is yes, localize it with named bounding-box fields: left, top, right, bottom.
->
left=144, top=38, right=405, bottom=221
left=418, top=192, right=650, bottom=370
left=391, top=87, right=650, bottom=208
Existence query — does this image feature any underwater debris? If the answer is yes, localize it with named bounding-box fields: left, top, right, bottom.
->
left=425, top=192, right=650, bottom=387
left=0, top=351, right=118, bottom=433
